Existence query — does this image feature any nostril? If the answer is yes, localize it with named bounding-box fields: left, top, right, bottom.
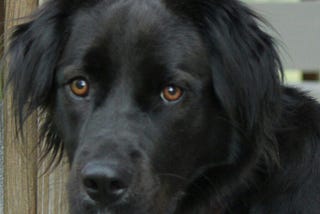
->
left=81, top=163, right=130, bottom=205
left=110, top=179, right=124, bottom=192
left=83, top=177, right=98, bottom=192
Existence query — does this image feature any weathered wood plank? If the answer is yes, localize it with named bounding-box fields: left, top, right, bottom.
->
left=1, top=1, right=5, bottom=213
left=37, top=157, right=69, bottom=214
left=0, top=0, right=4, bottom=54
left=3, top=1, right=39, bottom=214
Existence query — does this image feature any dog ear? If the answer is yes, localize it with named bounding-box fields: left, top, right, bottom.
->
left=167, top=1, right=283, bottom=210
left=168, top=0, right=282, bottom=160
left=203, top=1, right=283, bottom=130
left=202, top=1, right=283, bottom=165
left=6, top=1, right=68, bottom=162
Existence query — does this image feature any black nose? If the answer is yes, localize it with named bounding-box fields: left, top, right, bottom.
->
left=81, top=162, right=131, bottom=204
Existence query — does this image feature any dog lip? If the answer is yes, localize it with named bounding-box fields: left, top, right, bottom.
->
left=80, top=197, right=116, bottom=214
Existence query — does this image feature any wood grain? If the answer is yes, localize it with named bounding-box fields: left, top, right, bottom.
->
left=37, top=157, right=69, bottom=214
left=4, top=1, right=38, bottom=213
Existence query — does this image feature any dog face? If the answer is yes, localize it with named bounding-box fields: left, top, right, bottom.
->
left=7, top=0, right=282, bottom=213
left=59, top=2, right=224, bottom=212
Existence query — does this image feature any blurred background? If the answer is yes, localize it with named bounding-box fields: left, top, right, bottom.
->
left=244, top=0, right=320, bottom=99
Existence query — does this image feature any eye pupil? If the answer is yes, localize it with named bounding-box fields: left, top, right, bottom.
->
left=167, top=86, right=176, bottom=95
left=76, top=80, right=86, bottom=89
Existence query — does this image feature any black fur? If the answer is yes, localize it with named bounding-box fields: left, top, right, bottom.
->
left=6, top=0, right=320, bottom=213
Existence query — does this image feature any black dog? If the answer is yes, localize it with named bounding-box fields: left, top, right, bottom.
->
left=6, top=0, right=320, bottom=213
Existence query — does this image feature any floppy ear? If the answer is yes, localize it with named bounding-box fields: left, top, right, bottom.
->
left=201, top=1, right=283, bottom=129
left=167, top=1, right=283, bottom=211
left=7, top=1, right=69, bottom=161
left=168, top=0, right=283, bottom=162
left=203, top=1, right=283, bottom=165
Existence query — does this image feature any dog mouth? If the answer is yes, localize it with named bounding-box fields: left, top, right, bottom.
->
left=75, top=187, right=186, bottom=214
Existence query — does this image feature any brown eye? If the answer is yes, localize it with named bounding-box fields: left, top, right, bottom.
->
left=70, top=78, right=89, bottom=97
left=161, top=85, right=183, bottom=102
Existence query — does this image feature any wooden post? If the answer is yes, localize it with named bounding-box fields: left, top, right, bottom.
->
left=3, top=1, right=39, bottom=213
left=0, top=0, right=4, bottom=55
left=1, top=1, right=5, bottom=213
left=1, top=0, right=4, bottom=68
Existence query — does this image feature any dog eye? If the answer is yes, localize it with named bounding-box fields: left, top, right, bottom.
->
left=161, top=85, right=183, bottom=102
left=69, top=78, right=89, bottom=97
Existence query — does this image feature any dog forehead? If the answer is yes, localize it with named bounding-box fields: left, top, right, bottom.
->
left=69, top=0, right=176, bottom=47
left=63, top=0, right=208, bottom=78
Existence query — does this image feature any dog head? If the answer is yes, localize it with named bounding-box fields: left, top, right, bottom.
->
left=7, top=0, right=282, bottom=213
